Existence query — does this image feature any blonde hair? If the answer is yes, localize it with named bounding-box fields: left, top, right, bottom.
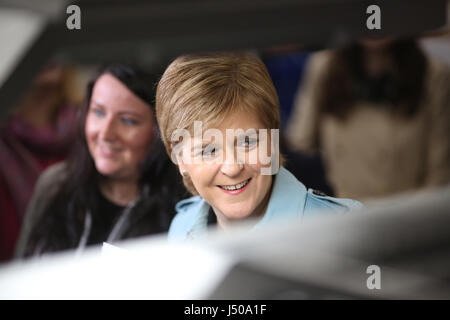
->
left=156, top=51, right=282, bottom=194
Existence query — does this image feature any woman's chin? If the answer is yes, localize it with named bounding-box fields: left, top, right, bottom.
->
left=222, top=207, right=253, bottom=221
left=95, top=163, right=120, bottom=177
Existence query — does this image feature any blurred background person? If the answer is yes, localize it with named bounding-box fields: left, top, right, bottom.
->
left=14, top=64, right=186, bottom=258
left=261, top=46, right=333, bottom=196
left=286, top=37, right=450, bottom=201
left=0, top=63, right=79, bottom=262
left=261, top=45, right=310, bottom=131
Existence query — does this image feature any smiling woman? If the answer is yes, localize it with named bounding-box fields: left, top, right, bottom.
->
left=155, top=52, right=363, bottom=240
left=178, top=110, right=274, bottom=226
left=15, top=65, right=187, bottom=258
left=85, top=74, right=155, bottom=198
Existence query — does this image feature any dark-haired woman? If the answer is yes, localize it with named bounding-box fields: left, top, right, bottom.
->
left=286, top=38, right=450, bottom=201
left=15, top=65, right=187, bottom=258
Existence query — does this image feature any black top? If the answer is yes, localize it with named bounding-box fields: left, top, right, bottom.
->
left=87, top=187, right=126, bottom=245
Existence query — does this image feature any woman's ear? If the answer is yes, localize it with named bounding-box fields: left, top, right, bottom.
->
left=177, top=154, right=187, bottom=177
left=170, top=141, right=183, bottom=165
left=171, top=140, right=190, bottom=177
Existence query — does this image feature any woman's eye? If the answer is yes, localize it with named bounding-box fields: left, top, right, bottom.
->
left=93, top=109, right=105, bottom=117
left=241, top=137, right=258, bottom=148
left=122, top=117, right=138, bottom=126
left=202, top=147, right=216, bottom=156
left=201, top=143, right=220, bottom=157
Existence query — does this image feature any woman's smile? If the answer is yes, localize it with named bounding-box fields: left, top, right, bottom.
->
left=217, top=177, right=252, bottom=195
left=98, top=144, right=123, bottom=158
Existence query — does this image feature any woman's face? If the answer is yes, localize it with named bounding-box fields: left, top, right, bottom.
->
left=85, top=73, right=154, bottom=181
left=177, top=110, right=275, bottom=227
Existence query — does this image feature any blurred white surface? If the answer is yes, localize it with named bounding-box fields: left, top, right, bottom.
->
left=0, top=238, right=233, bottom=299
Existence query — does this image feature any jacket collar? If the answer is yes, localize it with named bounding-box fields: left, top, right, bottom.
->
left=255, top=166, right=307, bottom=228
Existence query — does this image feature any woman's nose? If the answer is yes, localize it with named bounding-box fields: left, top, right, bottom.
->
left=99, top=118, right=117, bottom=141
left=220, top=162, right=244, bottom=177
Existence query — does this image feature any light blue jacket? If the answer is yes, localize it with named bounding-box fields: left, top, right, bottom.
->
left=168, top=167, right=363, bottom=241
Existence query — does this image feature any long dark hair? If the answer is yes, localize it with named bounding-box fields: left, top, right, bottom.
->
left=23, top=64, right=187, bottom=256
left=319, top=38, right=428, bottom=120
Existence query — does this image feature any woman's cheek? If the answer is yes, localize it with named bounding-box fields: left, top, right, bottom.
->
left=128, top=127, right=154, bottom=150
left=246, top=148, right=259, bottom=166
left=84, top=123, right=96, bottom=144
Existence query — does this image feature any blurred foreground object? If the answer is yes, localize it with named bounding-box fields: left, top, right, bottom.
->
left=0, top=184, right=449, bottom=299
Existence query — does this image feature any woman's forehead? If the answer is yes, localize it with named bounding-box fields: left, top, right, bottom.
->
left=91, top=74, right=150, bottom=112
left=185, top=107, right=266, bottom=128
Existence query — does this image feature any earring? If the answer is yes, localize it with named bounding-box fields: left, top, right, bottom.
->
left=182, top=170, right=188, bottom=177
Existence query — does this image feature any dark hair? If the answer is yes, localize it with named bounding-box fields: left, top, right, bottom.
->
left=23, top=64, right=187, bottom=256
left=319, top=39, right=428, bottom=119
